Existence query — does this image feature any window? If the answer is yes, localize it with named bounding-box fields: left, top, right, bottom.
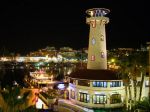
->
left=90, top=20, right=96, bottom=28
left=92, top=38, right=96, bottom=45
left=110, top=94, right=121, bottom=104
left=93, top=94, right=107, bottom=104
left=93, top=81, right=97, bottom=87
left=100, top=52, right=105, bottom=58
left=110, top=81, right=121, bottom=87
left=92, top=81, right=107, bottom=88
left=145, top=81, right=149, bottom=87
left=71, top=90, right=75, bottom=99
left=97, top=81, right=100, bottom=87
left=91, top=55, right=95, bottom=61
left=78, top=92, right=90, bottom=103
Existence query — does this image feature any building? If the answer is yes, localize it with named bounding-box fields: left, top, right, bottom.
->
left=30, top=70, right=53, bottom=88
left=66, top=8, right=125, bottom=109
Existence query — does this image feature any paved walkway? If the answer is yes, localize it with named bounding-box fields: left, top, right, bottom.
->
left=58, top=99, right=94, bottom=112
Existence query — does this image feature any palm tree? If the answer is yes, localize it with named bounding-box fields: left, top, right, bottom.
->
left=117, top=51, right=148, bottom=110
left=137, top=51, right=147, bottom=101
left=0, top=86, right=31, bottom=112
left=117, top=55, right=131, bottom=110
left=133, top=97, right=150, bottom=112
left=129, top=51, right=147, bottom=102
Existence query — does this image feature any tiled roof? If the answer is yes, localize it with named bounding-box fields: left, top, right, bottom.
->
left=69, top=69, right=121, bottom=80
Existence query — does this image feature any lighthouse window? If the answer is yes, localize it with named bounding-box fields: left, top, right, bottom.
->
left=100, top=35, right=104, bottom=41
left=91, top=55, right=95, bottom=61
left=92, top=38, right=96, bottom=45
left=92, top=81, right=107, bottom=88
left=101, top=52, right=105, bottom=58
left=93, top=94, right=107, bottom=104
left=90, top=20, right=96, bottom=28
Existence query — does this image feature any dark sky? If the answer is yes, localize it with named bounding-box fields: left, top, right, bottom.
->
left=1, top=0, right=150, bottom=55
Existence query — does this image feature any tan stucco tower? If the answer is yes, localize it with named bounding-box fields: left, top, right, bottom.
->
left=86, top=8, right=110, bottom=70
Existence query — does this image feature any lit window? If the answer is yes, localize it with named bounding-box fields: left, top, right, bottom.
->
left=92, top=81, right=107, bottom=88
left=93, top=82, right=97, bottom=87
left=97, top=82, right=100, bottom=87
left=110, top=81, right=121, bottom=87
left=93, top=94, right=107, bottom=104
left=145, top=81, right=149, bottom=87
left=104, top=82, right=107, bottom=87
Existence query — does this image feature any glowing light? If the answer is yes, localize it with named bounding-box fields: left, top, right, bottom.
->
left=36, top=98, right=44, bottom=109
left=111, top=58, right=115, bottom=63
left=17, top=96, right=22, bottom=99
left=57, top=84, right=65, bottom=90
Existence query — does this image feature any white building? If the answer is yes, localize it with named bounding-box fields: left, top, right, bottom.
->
left=67, top=69, right=125, bottom=108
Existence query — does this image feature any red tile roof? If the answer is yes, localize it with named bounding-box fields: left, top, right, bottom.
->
left=69, top=69, right=121, bottom=80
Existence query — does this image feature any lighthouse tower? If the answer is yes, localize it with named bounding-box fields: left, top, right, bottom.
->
left=86, top=8, right=110, bottom=70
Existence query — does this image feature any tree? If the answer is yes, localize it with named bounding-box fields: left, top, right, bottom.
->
left=117, top=55, right=131, bottom=110
left=117, top=50, right=148, bottom=110
left=133, top=97, right=150, bottom=112
left=0, top=86, right=31, bottom=112
left=0, top=62, right=5, bottom=88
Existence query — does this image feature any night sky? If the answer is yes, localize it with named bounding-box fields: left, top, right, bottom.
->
left=1, top=0, right=150, bottom=55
